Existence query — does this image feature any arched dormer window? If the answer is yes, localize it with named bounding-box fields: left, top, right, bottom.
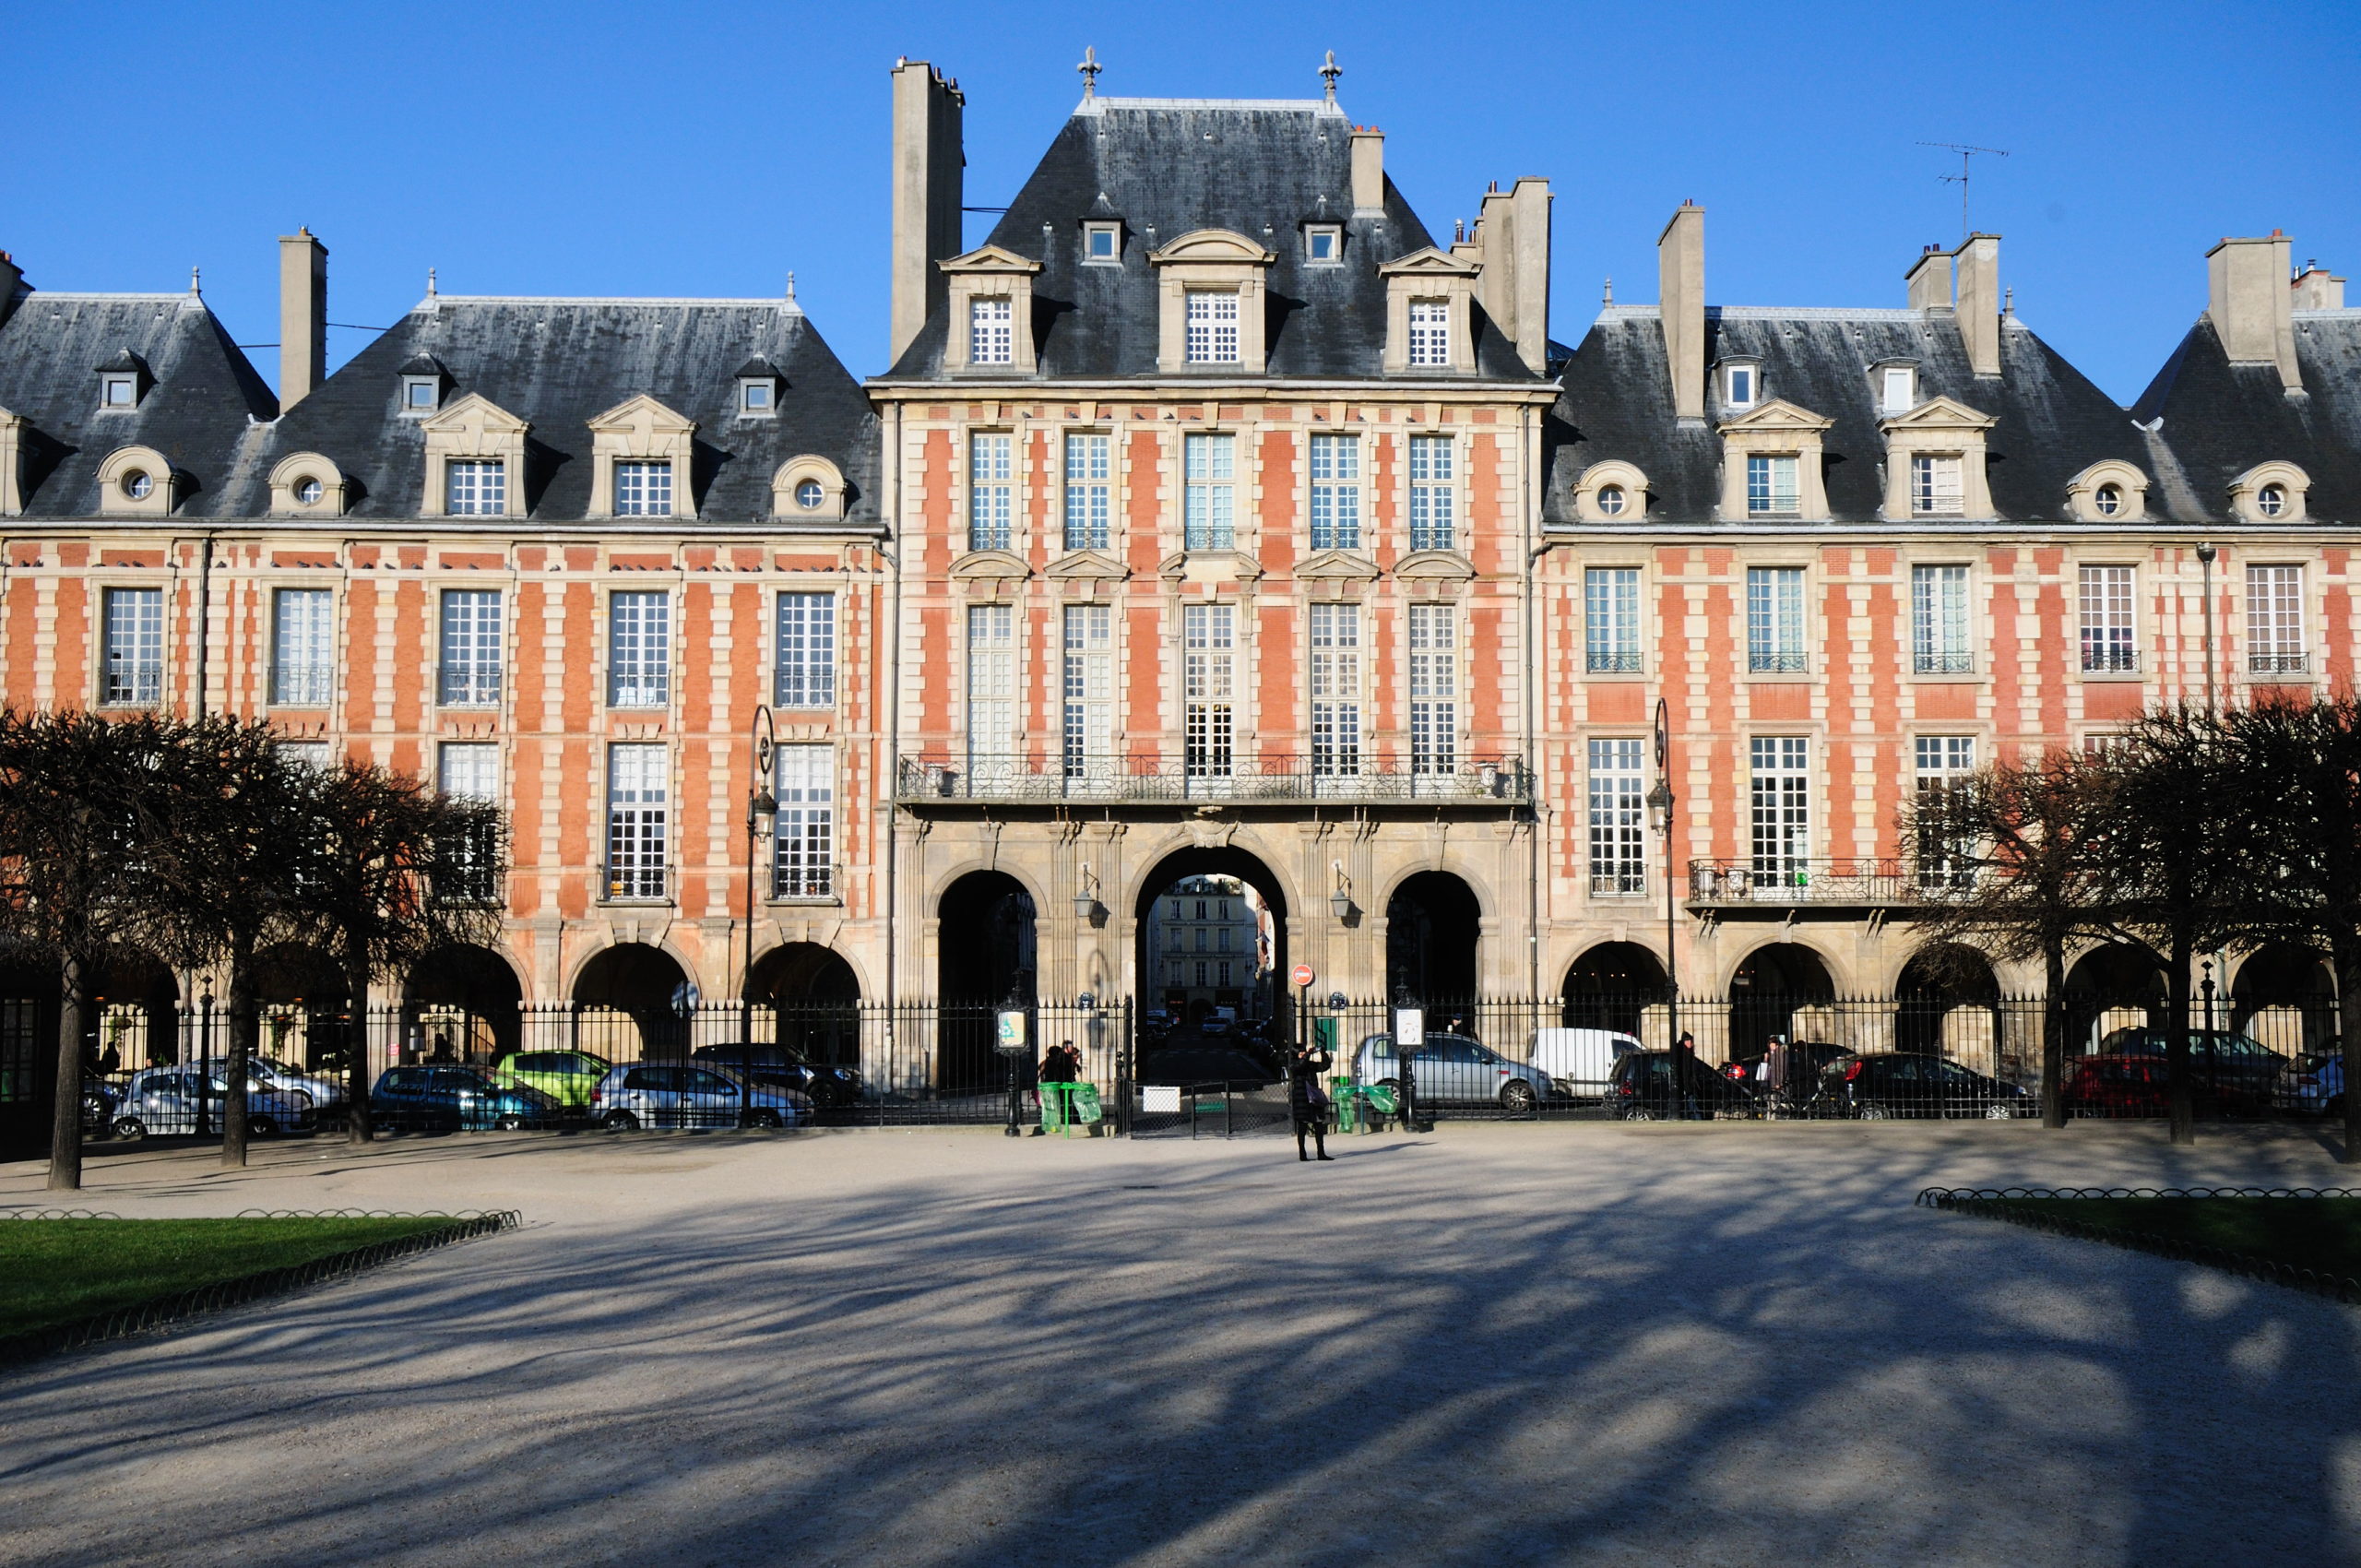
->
left=268, top=452, right=349, bottom=517
left=2065, top=459, right=2150, bottom=523
left=772, top=455, right=848, bottom=523
left=96, top=445, right=178, bottom=517
left=2228, top=461, right=2310, bottom=524
left=1572, top=459, right=1651, bottom=523
left=1148, top=230, right=1275, bottom=374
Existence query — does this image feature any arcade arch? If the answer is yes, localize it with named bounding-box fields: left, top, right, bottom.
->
left=1384, top=871, right=1479, bottom=1003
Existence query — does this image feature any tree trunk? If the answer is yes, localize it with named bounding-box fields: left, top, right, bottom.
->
left=345, top=944, right=373, bottom=1145
left=2166, top=932, right=2195, bottom=1146
left=2041, top=941, right=2067, bottom=1130
left=221, top=939, right=256, bottom=1168
left=47, top=952, right=87, bottom=1192
left=2337, top=935, right=2361, bottom=1164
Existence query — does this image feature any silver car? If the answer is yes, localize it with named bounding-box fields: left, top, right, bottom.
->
left=250, top=1054, right=348, bottom=1111
left=111, top=1066, right=316, bottom=1139
left=589, top=1063, right=815, bottom=1130
left=1352, top=1033, right=1558, bottom=1113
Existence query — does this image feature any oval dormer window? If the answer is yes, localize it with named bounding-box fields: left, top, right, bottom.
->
left=2258, top=482, right=2288, bottom=518
left=795, top=480, right=825, bottom=511
left=122, top=470, right=152, bottom=501
left=2094, top=482, right=2122, bottom=517
left=296, top=477, right=324, bottom=505
left=1597, top=484, right=1627, bottom=517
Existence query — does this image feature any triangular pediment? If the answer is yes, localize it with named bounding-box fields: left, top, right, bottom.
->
left=1045, top=549, right=1130, bottom=581
left=938, top=244, right=1042, bottom=276
left=950, top=549, right=1033, bottom=581
left=1878, top=394, right=1997, bottom=433
left=1394, top=549, right=1476, bottom=580
left=1297, top=548, right=1382, bottom=581
left=1378, top=246, right=1481, bottom=279
left=587, top=394, right=696, bottom=436
left=1148, top=229, right=1275, bottom=267
left=422, top=392, right=528, bottom=435
left=1717, top=398, right=1833, bottom=434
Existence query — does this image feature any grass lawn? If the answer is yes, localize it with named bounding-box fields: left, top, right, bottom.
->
left=1, top=1217, right=457, bottom=1340
left=1973, top=1196, right=2361, bottom=1280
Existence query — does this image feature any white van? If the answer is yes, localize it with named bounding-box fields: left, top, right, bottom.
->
left=1525, top=1028, right=1643, bottom=1099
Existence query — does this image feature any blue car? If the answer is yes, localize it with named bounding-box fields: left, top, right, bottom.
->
left=369, top=1065, right=564, bottom=1132
left=590, top=1063, right=814, bottom=1130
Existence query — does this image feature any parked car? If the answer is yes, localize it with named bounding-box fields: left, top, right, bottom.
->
left=1722, top=1040, right=1857, bottom=1108
left=2095, top=1028, right=2292, bottom=1109
left=1200, top=1015, right=1233, bottom=1038
left=369, top=1065, right=564, bottom=1132
left=490, top=1049, right=613, bottom=1111
left=1607, top=1051, right=1762, bottom=1120
left=80, top=1078, right=118, bottom=1135
left=689, top=1043, right=860, bottom=1108
left=249, top=1054, right=348, bottom=1111
left=590, top=1063, right=815, bottom=1130
left=1353, top=1032, right=1558, bottom=1113
left=1525, top=1027, right=1643, bottom=1099
left=2064, top=1053, right=2172, bottom=1116
left=2295, top=1054, right=2345, bottom=1116
left=111, top=1067, right=316, bottom=1139
left=1808, top=1052, right=2030, bottom=1120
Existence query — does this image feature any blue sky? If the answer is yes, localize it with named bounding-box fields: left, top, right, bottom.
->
left=6, top=1, right=2355, bottom=402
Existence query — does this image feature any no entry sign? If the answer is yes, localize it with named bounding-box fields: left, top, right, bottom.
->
left=1291, top=963, right=1315, bottom=989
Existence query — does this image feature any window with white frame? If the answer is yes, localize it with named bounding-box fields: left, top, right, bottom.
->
left=774, top=592, right=836, bottom=709
left=1914, top=736, right=1976, bottom=890
left=1063, top=433, right=1109, bottom=552
left=437, top=589, right=503, bottom=707
left=1084, top=223, right=1120, bottom=262
left=1911, top=454, right=1965, bottom=517
left=1584, top=567, right=1642, bottom=674
left=967, top=604, right=1016, bottom=778
left=604, top=743, right=669, bottom=900
left=1062, top=604, right=1112, bottom=781
left=772, top=743, right=834, bottom=897
left=1309, top=434, right=1359, bottom=551
left=445, top=459, right=505, bottom=517
left=1745, top=454, right=1799, bottom=517
left=1407, top=300, right=1450, bottom=367
left=270, top=588, right=333, bottom=707
left=2248, top=564, right=2307, bottom=673
left=436, top=742, right=502, bottom=903
left=101, top=374, right=137, bottom=410
left=613, top=460, right=672, bottom=517
left=438, top=741, right=500, bottom=802
left=1725, top=362, right=1759, bottom=410
left=1184, top=291, right=1240, bottom=363
left=1183, top=603, right=1236, bottom=778
left=969, top=297, right=1014, bottom=365
left=607, top=591, right=670, bottom=707
left=2078, top=564, right=2136, bottom=672
left=1749, top=737, right=1809, bottom=886
left=1408, top=434, right=1455, bottom=552
left=1308, top=601, right=1362, bottom=778
left=1587, top=738, right=1647, bottom=896
left=1305, top=226, right=1341, bottom=264
left=1408, top=604, right=1457, bottom=778
left=1911, top=564, right=1973, bottom=674
left=1880, top=366, right=1916, bottom=415
left=1183, top=433, right=1235, bottom=551
left=968, top=434, right=1013, bottom=552
left=277, top=741, right=333, bottom=771
left=1746, top=567, right=1807, bottom=673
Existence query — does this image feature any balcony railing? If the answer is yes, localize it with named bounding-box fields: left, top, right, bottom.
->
left=1686, top=858, right=1972, bottom=906
left=600, top=862, right=674, bottom=904
left=897, top=754, right=1533, bottom=806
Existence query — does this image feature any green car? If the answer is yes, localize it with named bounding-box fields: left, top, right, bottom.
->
left=490, top=1050, right=612, bottom=1111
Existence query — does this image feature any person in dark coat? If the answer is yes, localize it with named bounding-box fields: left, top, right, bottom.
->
left=1288, top=1040, right=1335, bottom=1161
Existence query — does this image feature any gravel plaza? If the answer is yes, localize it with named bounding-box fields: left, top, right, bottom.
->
left=3, top=1124, right=2357, bottom=1567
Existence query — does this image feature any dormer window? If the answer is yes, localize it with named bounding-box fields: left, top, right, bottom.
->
left=94, top=350, right=153, bottom=410
left=1723, top=362, right=1760, bottom=410
left=1185, top=291, right=1240, bottom=364
left=969, top=297, right=1014, bottom=365
left=296, top=477, right=323, bottom=505
left=1746, top=455, right=1800, bottom=517
left=1084, top=222, right=1121, bottom=263
left=101, top=374, right=137, bottom=410
left=741, top=381, right=772, bottom=413
left=1597, top=484, right=1627, bottom=517
left=795, top=480, right=825, bottom=511
left=1879, top=365, right=1916, bottom=415
left=2258, top=483, right=2288, bottom=518
left=614, top=460, right=673, bottom=517
left=402, top=376, right=440, bottom=412
left=734, top=357, right=782, bottom=417
left=2226, top=462, right=2309, bottom=525
left=1406, top=301, right=1450, bottom=367
left=1911, top=455, right=1965, bottom=517
left=2094, top=483, right=2124, bottom=517
left=1305, top=225, right=1342, bottom=265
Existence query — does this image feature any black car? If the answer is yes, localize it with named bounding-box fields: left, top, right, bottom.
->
left=1723, top=1039, right=1855, bottom=1108
left=2095, top=1028, right=2291, bottom=1110
left=690, top=1043, right=861, bottom=1108
left=1608, top=1051, right=1761, bottom=1120
left=1808, top=1051, right=2030, bottom=1120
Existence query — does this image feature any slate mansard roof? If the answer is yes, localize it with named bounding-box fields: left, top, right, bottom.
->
left=2132, top=310, right=2361, bottom=524
left=881, top=97, right=1539, bottom=384
left=1543, top=305, right=2155, bottom=528
left=256, top=296, right=879, bottom=528
left=0, top=285, right=279, bottom=520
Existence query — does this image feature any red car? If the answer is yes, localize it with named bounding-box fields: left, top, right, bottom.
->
left=2065, top=1054, right=2171, bottom=1115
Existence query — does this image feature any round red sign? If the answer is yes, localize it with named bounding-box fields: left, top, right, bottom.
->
left=1291, top=963, right=1315, bottom=989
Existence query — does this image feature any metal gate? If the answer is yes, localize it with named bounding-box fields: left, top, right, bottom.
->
left=1129, top=1079, right=1293, bottom=1138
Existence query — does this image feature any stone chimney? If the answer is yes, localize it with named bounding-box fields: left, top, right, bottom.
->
left=1657, top=202, right=1704, bottom=421
left=2207, top=232, right=2300, bottom=391
left=1470, top=179, right=1552, bottom=375
left=2292, top=259, right=2345, bottom=311
left=277, top=228, right=327, bottom=411
left=1953, top=233, right=2001, bottom=377
left=1350, top=126, right=1385, bottom=216
left=1905, top=244, right=1953, bottom=312
left=889, top=59, right=966, bottom=365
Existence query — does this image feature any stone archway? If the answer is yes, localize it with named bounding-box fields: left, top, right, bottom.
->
left=2230, top=943, right=2336, bottom=1055
left=1727, top=942, right=1836, bottom=1061
left=408, top=943, right=527, bottom=1061
left=572, top=942, right=694, bottom=1062
left=936, top=873, right=1038, bottom=1096
left=253, top=942, right=350, bottom=1074
left=1385, top=872, right=1479, bottom=1004
left=1893, top=943, right=2002, bottom=1063
left=87, top=951, right=179, bottom=1072
left=753, top=942, right=861, bottom=1067
left=1561, top=942, right=1667, bottom=1036
left=1133, top=846, right=1287, bottom=1028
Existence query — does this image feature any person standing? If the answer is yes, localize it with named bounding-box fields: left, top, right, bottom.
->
left=1288, top=1038, right=1335, bottom=1161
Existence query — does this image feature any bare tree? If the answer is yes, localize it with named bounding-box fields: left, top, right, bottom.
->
left=1903, top=749, right=2118, bottom=1128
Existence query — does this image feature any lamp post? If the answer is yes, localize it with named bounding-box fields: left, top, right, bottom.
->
left=742, top=705, right=778, bottom=1127
left=1648, top=696, right=1680, bottom=1119
left=2195, top=541, right=2218, bottom=712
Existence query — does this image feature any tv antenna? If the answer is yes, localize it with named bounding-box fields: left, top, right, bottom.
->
left=1918, top=141, right=2010, bottom=244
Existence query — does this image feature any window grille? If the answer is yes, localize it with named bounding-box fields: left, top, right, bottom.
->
left=435, top=742, right=502, bottom=904
left=967, top=604, right=1016, bottom=780
left=445, top=460, right=504, bottom=517
left=1183, top=433, right=1235, bottom=551
left=1062, top=604, right=1112, bottom=781
left=437, top=589, right=503, bottom=707
left=1408, top=604, right=1457, bottom=778
left=2078, top=565, right=2137, bottom=672
left=607, top=592, right=670, bottom=707
left=1309, top=434, right=1360, bottom=551
left=1911, top=564, right=1973, bottom=673
left=1408, top=435, right=1455, bottom=552
left=1407, top=300, right=1450, bottom=367
left=1914, top=736, right=1976, bottom=890
left=774, top=593, right=836, bottom=709
left=1183, top=603, right=1236, bottom=778
left=969, top=297, right=1014, bottom=365
left=1584, top=567, right=1642, bottom=673
left=1309, top=602, right=1361, bottom=778
left=773, top=744, right=834, bottom=897
left=1063, top=434, right=1109, bottom=551
left=604, top=743, right=669, bottom=900
left=270, top=588, right=334, bottom=707
left=101, top=588, right=164, bottom=705
left=613, top=460, right=672, bottom=517
left=1745, top=567, right=1807, bottom=673
left=1911, top=454, right=1965, bottom=517
left=1184, top=291, right=1240, bottom=363
left=968, top=434, right=1014, bottom=551
left=1587, top=738, right=1647, bottom=896
left=2248, top=564, right=2308, bottom=673
left=1745, top=454, right=1799, bottom=517
left=1749, top=737, right=1809, bottom=886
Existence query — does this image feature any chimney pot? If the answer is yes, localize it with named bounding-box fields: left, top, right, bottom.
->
left=2292, top=261, right=2346, bottom=312
left=1905, top=246, right=1955, bottom=313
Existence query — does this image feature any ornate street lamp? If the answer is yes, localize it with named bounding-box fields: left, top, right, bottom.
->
left=1650, top=696, right=1682, bottom=1118
left=742, top=706, right=777, bottom=1125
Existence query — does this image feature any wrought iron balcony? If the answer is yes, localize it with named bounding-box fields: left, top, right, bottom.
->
left=1686, top=858, right=1971, bottom=907
left=896, top=754, right=1533, bottom=806
left=599, top=862, right=674, bottom=905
